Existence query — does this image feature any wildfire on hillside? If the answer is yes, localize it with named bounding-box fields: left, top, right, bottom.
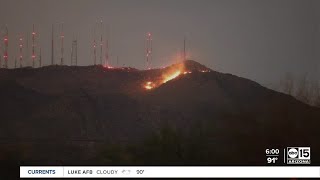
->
left=162, top=71, right=181, bottom=83
left=143, top=63, right=185, bottom=90
left=142, top=62, right=210, bottom=90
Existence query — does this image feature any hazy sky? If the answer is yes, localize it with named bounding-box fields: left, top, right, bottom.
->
left=0, top=0, right=319, bottom=86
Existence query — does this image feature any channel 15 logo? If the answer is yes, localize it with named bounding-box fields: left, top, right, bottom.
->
left=287, top=147, right=311, bottom=164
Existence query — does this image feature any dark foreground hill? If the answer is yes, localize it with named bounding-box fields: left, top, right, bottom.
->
left=0, top=60, right=319, bottom=168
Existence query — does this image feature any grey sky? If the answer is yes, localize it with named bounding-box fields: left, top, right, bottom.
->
left=0, top=0, right=319, bottom=86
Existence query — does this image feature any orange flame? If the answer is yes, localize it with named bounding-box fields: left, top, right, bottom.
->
left=163, top=71, right=181, bottom=83
left=143, top=62, right=185, bottom=90
left=161, top=63, right=185, bottom=84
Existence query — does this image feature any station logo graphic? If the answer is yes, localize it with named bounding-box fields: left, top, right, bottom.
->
left=287, top=147, right=310, bottom=164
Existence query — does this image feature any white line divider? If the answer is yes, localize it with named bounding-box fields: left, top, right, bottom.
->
left=20, top=166, right=320, bottom=178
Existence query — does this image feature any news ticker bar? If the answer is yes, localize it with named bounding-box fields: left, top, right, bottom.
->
left=20, top=166, right=320, bottom=178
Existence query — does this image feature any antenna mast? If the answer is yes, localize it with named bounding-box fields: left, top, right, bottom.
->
left=105, top=25, right=109, bottom=67
left=183, top=36, right=186, bottom=61
left=93, top=22, right=97, bottom=65
left=60, top=23, right=64, bottom=65
left=39, top=47, right=42, bottom=67
left=71, top=36, right=78, bottom=66
left=100, top=20, right=103, bottom=65
left=3, top=26, right=8, bottom=68
left=32, top=24, right=36, bottom=67
left=117, top=56, right=119, bottom=67
left=145, top=32, right=152, bottom=69
left=105, top=39, right=109, bottom=67
left=0, top=51, right=1, bottom=68
left=26, top=31, right=29, bottom=66
left=0, top=41, right=2, bottom=68
left=19, top=34, right=23, bottom=67
left=51, top=24, right=54, bottom=65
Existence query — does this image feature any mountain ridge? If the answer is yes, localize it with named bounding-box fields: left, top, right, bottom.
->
left=0, top=60, right=319, bottom=165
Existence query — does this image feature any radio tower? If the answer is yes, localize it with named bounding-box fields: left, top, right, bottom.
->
left=39, top=47, right=42, bottom=67
left=104, top=25, right=109, bottom=67
left=105, top=39, right=109, bottom=67
left=26, top=31, right=29, bottom=67
left=100, top=20, right=103, bottom=65
left=60, top=23, right=64, bottom=65
left=14, top=56, right=17, bottom=68
left=117, top=56, right=119, bottom=67
left=145, top=32, right=152, bottom=69
left=19, top=35, right=23, bottom=67
left=0, top=48, right=1, bottom=68
left=3, top=26, right=8, bottom=68
left=32, top=24, right=36, bottom=68
left=51, top=24, right=54, bottom=65
left=0, top=41, right=2, bottom=68
left=183, top=36, right=186, bottom=62
left=71, top=37, right=77, bottom=66
left=93, top=23, right=97, bottom=65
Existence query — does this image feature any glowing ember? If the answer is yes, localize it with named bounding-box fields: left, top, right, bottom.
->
left=201, top=70, right=210, bottom=73
left=105, top=65, right=114, bottom=69
left=144, top=81, right=156, bottom=90
left=145, top=85, right=152, bottom=90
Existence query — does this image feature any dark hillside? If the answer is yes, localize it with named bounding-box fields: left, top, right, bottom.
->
left=0, top=61, right=319, bottom=166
